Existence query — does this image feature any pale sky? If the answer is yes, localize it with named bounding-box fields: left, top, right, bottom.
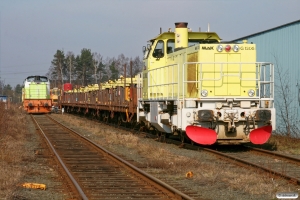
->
left=0, top=0, right=299, bottom=87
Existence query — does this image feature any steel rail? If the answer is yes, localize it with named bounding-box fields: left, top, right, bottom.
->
left=245, top=146, right=300, bottom=165
left=61, top=113, right=300, bottom=187
left=48, top=115, right=195, bottom=200
left=31, top=115, right=88, bottom=200
left=201, top=147, right=300, bottom=185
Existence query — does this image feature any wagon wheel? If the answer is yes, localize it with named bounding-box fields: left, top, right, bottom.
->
left=133, top=121, right=140, bottom=133
left=129, top=119, right=137, bottom=130
left=128, top=119, right=133, bottom=129
left=103, top=113, right=108, bottom=124
left=124, top=120, right=128, bottom=128
left=117, top=116, right=122, bottom=127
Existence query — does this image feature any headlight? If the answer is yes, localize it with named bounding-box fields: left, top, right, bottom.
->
left=186, top=112, right=191, bottom=117
left=217, top=45, right=223, bottom=52
left=201, top=89, right=208, bottom=97
left=225, top=45, right=231, bottom=52
left=233, top=45, right=239, bottom=52
left=248, top=89, right=255, bottom=97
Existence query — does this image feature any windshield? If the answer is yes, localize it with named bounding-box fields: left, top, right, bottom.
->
left=26, top=76, right=48, bottom=82
left=152, top=40, right=164, bottom=58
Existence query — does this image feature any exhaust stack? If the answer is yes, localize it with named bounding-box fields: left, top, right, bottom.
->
left=175, top=22, right=188, bottom=50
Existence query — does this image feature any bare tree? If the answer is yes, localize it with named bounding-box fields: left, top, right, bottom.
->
left=131, top=56, right=143, bottom=76
left=66, top=51, right=76, bottom=84
left=273, top=54, right=300, bottom=137
left=92, top=52, right=103, bottom=84
left=46, top=65, right=58, bottom=88
left=116, top=54, right=129, bottom=77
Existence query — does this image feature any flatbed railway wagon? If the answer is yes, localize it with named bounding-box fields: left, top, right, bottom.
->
left=22, top=75, right=52, bottom=114
left=61, top=77, right=138, bottom=124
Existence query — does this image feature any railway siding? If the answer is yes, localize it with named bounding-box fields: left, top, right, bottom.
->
left=51, top=113, right=300, bottom=199
left=32, top=114, right=195, bottom=200
left=202, top=146, right=300, bottom=185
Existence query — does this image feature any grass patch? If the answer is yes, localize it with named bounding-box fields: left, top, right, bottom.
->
left=267, top=134, right=300, bottom=154
left=0, top=104, right=29, bottom=197
left=247, top=133, right=300, bottom=154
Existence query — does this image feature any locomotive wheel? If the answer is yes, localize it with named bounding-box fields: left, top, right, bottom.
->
left=180, top=130, right=185, bottom=143
left=159, top=132, right=167, bottom=143
left=190, top=140, right=194, bottom=145
left=130, top=119, right=138, bottom=130
left=156, top=131, right=161, bottom=141
left=149, top=126, right=156, bottom=135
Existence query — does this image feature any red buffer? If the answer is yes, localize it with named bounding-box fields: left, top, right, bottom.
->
left=186, top=126, right=217, bottom=145
left=249, top=125, right=272, bottom=144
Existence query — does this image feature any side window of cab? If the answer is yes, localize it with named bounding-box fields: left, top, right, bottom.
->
left=152, top=40, right=164, bottom=58
left=167, top=39, right=175, bottom=54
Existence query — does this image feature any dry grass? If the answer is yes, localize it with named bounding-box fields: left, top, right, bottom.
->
left=267, top=134, right=300, bottom=154
left=248, top=133, right=300, bottom=154
left=54, top=114, right=300, bottom=198
left=0, top=104, right=29, bottom=197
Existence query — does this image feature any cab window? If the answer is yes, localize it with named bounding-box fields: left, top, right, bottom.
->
left=40, top=76, right=48, bottom=82
left=167, top=39, right=175, bottom=54
left=152, top=40, right=164, bottom=58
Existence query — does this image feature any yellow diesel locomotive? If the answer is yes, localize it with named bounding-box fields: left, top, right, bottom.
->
left=22, top=75, right=52, bottom=114
left=137, top=22, right=275, bottom=145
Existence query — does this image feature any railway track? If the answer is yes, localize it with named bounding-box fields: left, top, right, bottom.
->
left=31, top=114, right=195, bottom=200
left=199, top=146, right=300, bottom=185
left=61, top=112, right=300, bottom=187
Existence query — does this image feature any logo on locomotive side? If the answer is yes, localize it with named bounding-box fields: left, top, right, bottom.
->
left=202, top=46, right=214, bottom=50
left=240, top=46, right=255, bottom=50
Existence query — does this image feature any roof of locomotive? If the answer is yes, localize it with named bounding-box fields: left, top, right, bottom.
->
left=149, top=31, right=222, bottom=43
left=25, top=75, right=49, bottom=82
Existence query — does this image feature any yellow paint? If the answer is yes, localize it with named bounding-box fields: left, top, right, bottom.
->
left=175, top=26, right=188, bottom=49
left=185, top=171, right=194, bottom=178
left=125, top=87, right=130, bottom=101
left=22, top=182, right=46, bottom=190
left=101, top=76, right=137, bottom=89
left=143, top=25, right=257, bottom=99
left=199, top=44, right=256, bottom=97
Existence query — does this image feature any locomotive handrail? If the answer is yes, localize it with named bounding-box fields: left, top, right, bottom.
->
left=141, top=62, right=274, bottom=102
left=182, top=62, right=274, bottom=80
left=182, top=62, right=274, bottom=107
left=184, top=62, right=272, bottom=81
left=147, top=63, right=179, bottom=100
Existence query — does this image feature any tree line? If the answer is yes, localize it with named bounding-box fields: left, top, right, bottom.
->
left=0, top=80, right=22, bottom=103
left=47, top=49, right=143, bottom=89
left=0, top=48, right=143, bottom=103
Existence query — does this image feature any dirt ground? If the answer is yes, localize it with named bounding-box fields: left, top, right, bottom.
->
left=53, top=113, right=300, bottom=200
left=0, top=106, right=72, bottom=200
left=1, top=106, right=299, bottom=199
